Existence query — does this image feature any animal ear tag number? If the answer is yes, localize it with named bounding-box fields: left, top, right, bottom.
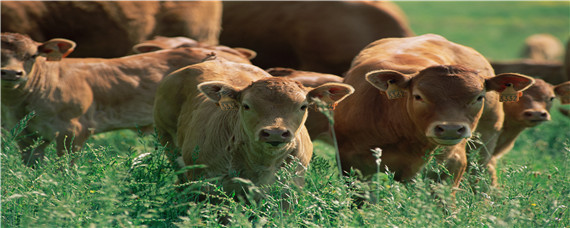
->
left=218, top=90, right=238, bottom=111
left=386, top=80, right=405, bottom=99
left=499, top=83, right=522, bottom=102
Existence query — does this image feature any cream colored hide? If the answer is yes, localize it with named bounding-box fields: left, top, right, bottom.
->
left=153, top=59, right=353, bottom=196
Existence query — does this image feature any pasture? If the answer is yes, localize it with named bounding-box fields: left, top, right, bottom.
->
left=2, top=1, right=569, bottom=227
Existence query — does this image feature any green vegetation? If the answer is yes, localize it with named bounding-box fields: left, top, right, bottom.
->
left=2, top=2, right=570, bottom=227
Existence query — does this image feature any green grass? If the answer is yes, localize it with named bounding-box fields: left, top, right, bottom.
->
left=2, top=2, right=570, bottom=227
left=397, top=1, right=570, bottom=61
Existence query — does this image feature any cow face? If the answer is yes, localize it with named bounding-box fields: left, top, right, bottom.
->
left=503, top=79, right=570, bottom=127
left=198, top=77, right=354, bottom=149
left=366, top=65, right=534, bottom=146
left=1, top=33, right=75, bottom=88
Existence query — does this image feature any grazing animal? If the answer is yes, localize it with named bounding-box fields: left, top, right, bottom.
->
left=153, top=58, right=354, bottom=196
left=0, top=32, right=251, bottom=166
left=521, top=33, right=564, bottom=61
left=220, top=1, right=413, bottom=76
left=334, top=34, right=534, bottom=187
left=487, top=79, right=570, bottom=185
left=1, top=1, right=222, bottom=58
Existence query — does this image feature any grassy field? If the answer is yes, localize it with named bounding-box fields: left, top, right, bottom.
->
left=2, top=1, right=570, bottom=227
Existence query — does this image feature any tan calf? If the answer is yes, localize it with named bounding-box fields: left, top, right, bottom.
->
left=0, top=32, right=251, bottom=166
left=153, top=58, right=353, bottom=196
left=488, top=79, right=570, bottom=185
left=334, top=34, right=534, bottom=187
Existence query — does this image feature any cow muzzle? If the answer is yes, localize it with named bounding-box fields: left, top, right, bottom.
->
left=521, top=109, right=550, bottom=126
left=1, top=68, right=24, bottom=81
left=258, top=127, right=293, bottom=147
left=426, top=122, right=472, bottom=145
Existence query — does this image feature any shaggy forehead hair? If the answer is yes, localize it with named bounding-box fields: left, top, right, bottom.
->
left=244, top=77, right=307, bottom=100
left=1, top=33, right=37, bottom=58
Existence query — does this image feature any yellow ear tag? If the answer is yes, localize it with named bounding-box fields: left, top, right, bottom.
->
left=386, top=80, right=405, bottom=99
left=499, top=83, right=522, bottom=102
left=218, top=91, right=238, bottom=111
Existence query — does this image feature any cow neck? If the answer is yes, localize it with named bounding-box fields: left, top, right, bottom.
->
left=22, top=58, right=60, bottom=98
left=494, top=116, right=527, bottom=155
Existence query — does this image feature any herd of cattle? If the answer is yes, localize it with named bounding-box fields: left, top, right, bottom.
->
left=2, top=1, right=569, bottom=200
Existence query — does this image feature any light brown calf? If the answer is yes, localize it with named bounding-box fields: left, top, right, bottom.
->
left=334, top=34, right=534, bottom=187
left=0, top=32, right=251, bottom=166
left=153, top=58, right=354, bottom=196
left=488, top=79, right=570, bottom=185
left=220, top=1, right=413, bottom=76
left=1, top=1, right=222, bottom=58
left=521, top=33, right=564, bottom=61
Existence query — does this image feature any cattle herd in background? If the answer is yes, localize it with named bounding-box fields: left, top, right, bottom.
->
left=2, top=1, right=569, bottom=202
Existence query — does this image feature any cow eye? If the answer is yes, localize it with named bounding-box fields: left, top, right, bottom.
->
left=413, top=94, right=423, bottom=101
left=300, top=104, right=308, bottom=111
left=549, top=97, right=555, bottom=102
left=242, top=104, right=250, bottom=110
left=477, top=95, right=485, bottom=102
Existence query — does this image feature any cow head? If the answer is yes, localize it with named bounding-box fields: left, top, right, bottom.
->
left=198, top=77, right=354, bottom=149
left=366, top=65, right=534, bottom=145
left=503, top=79, right=570, bottom=127
left=1, top=32, right=75, bottom=88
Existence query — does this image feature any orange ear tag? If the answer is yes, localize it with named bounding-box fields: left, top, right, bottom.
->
left=218, top=91, right=238, bottom=111
left=499, top=83, right=522, bottom=102
left=385, top=80, right=405, bottom=99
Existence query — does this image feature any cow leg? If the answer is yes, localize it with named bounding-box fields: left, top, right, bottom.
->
left=19, top=135, right=51, bottom=167
left=431, top=143, right=468, bottom=188
left=486, top=156, right=500, bottom=187
left=55, top=120, right=91, bottom=166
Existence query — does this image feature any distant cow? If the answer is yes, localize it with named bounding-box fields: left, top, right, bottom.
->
left=488, top=79, right=570, bottom=185
left=334, top=34, right=534, bottom=187
left=1, top=1, right=222, bottom=58
left=153, top=58, right=354, bottom=196
left=220, top=1, right=414, bottom=76
left=521, top=34, right=564, bottom=61
left=0, top=32, right=252, bottom=166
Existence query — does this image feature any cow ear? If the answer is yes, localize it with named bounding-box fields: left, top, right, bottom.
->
left=233, top=47, right=257, bottom=60
left=486, top=73, right=535, bottom=102
left=197, top=81, right=241, bottom=110
left=365, top=70, right=411, bottom=99
left=307, top=82, right=355, bottom=109
left=38, top=38, right=76, bottom=61
left=553, top=81, right=570, bottom=104
left=266, top=67, right=295, bottom=77
left=132, top=43, right=163, bottom=53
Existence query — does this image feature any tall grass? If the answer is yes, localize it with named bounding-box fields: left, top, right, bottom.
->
left=2, top=1, right=570, bottom=227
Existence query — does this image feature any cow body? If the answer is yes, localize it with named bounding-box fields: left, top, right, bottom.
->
left=334, top=34, right=533, bottom=186
left=488, top=79, right=570, bottom=185
left=1, top=1, right=221, bottom=58
left=521, top=34, right=564, bottom=61
left=153, top=59, right=353, bottom=195
left=491, top=60, right=565, bottom=84
left=220, top=1, right=413, bottom=76
left=1, top=33, right=251, bottom=166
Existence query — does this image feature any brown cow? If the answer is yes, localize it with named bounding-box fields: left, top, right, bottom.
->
left=220, top=1, right=414, bottom=76
left=334, top=34, right=534, bottom=187
left=153, top=58, right=354, bottom=197
left=1, top=1, right=222, bottom=58
left=487, top=79, right=570, bottom=185
left=0, top=32, right=251, bottom=166
left=521, top=34, right=564, bottom=61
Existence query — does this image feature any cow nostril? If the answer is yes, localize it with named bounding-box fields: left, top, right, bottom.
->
left=540, top=112, right=548, bottom=118
left=281, top=131, right=291, bottom=138
left=457, top=126, right=466, bottom=135
left=15, top=71, right=23, bottom=76
left=260, top=130, right=270, bottom=138
left=435, top=126, right=444, bottom=134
